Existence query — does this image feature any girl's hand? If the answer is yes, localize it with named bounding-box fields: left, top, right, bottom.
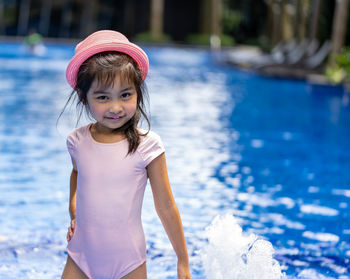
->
left=177, top=261, right=191, bottom=279
left=66, top=219, right=76, bottom=242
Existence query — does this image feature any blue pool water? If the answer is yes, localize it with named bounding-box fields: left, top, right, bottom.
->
left=0, top=42, right=349, bottom=278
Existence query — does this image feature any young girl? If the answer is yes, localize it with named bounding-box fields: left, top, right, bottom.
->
left=60, top=30, right=191, bottom=279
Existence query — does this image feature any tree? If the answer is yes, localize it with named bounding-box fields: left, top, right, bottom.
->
left=150, top=0, right=164, bottom=41
left=39, top=0, right=52, bottom=37
left=17, top=0, right=30, bottom=36
left=330, top=0, right=349, bottom=65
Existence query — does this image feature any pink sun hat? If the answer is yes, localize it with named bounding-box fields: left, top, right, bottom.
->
left=66, top=30, right=149, bottom=88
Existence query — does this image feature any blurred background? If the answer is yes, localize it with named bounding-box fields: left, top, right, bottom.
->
left=1, top=0, right=349, bottom=82
left=0, top=0, right=348, bottom=45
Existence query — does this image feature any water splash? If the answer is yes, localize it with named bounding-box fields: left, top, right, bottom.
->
left=202, top=214, right=285, bottom=279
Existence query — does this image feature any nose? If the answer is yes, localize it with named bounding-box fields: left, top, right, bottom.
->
left=109, top=100, right=122, bottom=114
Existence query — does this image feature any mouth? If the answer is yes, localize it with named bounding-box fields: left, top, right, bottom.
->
left=105, top=115, right=124, bottom=120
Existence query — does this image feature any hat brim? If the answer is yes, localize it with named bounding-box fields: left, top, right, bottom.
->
left=66, top=41, right=149, bottom=89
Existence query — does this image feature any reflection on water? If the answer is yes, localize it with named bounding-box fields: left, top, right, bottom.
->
left=0, top=44, right=349, bottom=278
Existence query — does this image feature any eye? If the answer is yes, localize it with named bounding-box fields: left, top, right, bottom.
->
left=96, top=95, right=109, bottom=101
left=121, top=92, right=132, bottom=99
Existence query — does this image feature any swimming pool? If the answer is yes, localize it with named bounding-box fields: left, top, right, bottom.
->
left=0, top=42, right=349, bottom=278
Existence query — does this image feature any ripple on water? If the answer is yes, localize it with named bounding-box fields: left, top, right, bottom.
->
left=302, top=231, right=339, bottom=243
left=1, top=45, right=350, bottom=278
left=300, top=204, right=339, bottom=217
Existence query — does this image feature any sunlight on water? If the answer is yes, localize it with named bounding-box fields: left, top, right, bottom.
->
left=1, top=44, right=350, bottom=278
left=202, top=214, right=285, bottom=279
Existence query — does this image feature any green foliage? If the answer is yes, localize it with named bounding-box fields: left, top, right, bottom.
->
left=4, top=6, right=17, bottom=25
left=325, top=47, right=350, bottom=84
left=220, top=34, right=235, bottom=46
left=186, top=34, right=209, bottom=45
left=336, top=47, right=350, bottom=75
left=325, top=65, right=347, bottom=84
left=24, top=33, right=43, bottom=46
left=133, top=32, right=172, bottom=43
left=243, top=36, right=271, bottom=50
left=185, top=33, right=235, bottom=46
left=222, top=9, right=241, bottom=35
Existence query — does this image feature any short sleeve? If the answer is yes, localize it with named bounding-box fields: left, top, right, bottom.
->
left=138, top=131, right=165, bottom=167
left=66, top=125, right=86, bottom=156
left=66, top=133, right=76, bottom=156
left=66, top=130, right=78, bottom=170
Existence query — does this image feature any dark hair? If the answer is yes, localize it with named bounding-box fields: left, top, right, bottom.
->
left=59, top=51, right=150, bottom=154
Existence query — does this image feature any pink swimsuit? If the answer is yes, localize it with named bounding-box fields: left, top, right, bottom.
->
left=66, top=124, right=164, bottom=279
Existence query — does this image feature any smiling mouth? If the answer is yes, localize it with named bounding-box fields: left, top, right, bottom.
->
left=105, top=116, right=123, bottom=120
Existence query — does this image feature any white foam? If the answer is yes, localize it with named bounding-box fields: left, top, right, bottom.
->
left=201, top=214, right=285, bottom=279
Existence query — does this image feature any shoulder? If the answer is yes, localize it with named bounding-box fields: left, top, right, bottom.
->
left=66, top=124, right=90, bottom=151
left=138, top=128, right=162, bottom=144
left=137, top=128, right=165, bottom=166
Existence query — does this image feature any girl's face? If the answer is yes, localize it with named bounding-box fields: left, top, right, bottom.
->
left=86, top=75, right=137, bottom=133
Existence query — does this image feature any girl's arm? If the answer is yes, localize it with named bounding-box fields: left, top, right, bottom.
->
left=67, top=157, right=78, bottom=242
left=147, top=153, right=191, bottom=278
left=69, top=168, right=77, bottom=220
